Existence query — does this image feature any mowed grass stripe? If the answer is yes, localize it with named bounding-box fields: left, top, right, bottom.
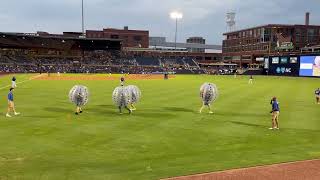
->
left=0, top=74, right=320, bottom=180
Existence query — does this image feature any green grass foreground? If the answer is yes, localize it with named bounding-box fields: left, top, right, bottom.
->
left=0, top=74, right=320, bottom=180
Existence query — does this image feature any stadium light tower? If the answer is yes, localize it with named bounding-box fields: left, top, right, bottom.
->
left=82, top=0, right=85, bottom=36
left=170, top=11, right=183, bottom=50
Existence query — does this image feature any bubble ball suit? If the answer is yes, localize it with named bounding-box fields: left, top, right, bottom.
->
left=200, top=83, right=218, bottom=105
left=112, top=86, right=132, bottom=107
left=126, top=85, right=142, bottom=104
left=69, top=85, right=89, bottom=106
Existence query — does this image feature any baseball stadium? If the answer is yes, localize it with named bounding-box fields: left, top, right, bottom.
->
left=1, top=1, right=320, bottom=180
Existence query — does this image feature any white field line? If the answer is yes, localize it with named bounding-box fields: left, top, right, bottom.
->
left=0, top=74, right=45, bottom=90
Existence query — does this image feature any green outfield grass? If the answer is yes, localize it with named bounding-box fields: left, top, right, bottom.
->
left=0, top=74, right=320, bottom=180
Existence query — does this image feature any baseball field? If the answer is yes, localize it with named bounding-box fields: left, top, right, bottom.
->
left=0, top=74, right=319, bottom=180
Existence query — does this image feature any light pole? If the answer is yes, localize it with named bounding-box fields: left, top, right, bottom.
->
left=170, top=11, right=183, bottom=51
left=82, top=0, right=85, bottom=36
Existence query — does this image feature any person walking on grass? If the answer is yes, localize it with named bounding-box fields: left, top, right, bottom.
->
left=199, top=83, right=218, bottom=114
left=315, top=88, right=320, bottom=104
left=11, top=76, right=17, bottom=88
left=269, top=97, right=280, bottom=130
left=75, top=92, right=84, bottom=115
left=6, top=88, right=20, bottom=117
left=120, top=76, right=125, bottom=86
left=248, top=75, right=253, bottom=84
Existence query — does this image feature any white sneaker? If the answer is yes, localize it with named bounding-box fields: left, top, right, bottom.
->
left=275, top=127, right=279, bottom=130
left=209, top=111, right=214, bottom=114
left=6, top=114, right=11, bottom=117
left=269, top=127, right=274, bottom=130
left=14, top=112, right=20, bottom=116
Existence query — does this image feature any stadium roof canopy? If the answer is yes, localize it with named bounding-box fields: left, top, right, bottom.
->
left=0, top=32, right=122, bottom=51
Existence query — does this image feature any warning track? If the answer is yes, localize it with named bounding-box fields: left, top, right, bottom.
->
left=162, top=159, right=320, bottom=180
left=33, top=74, right=175, bottom=81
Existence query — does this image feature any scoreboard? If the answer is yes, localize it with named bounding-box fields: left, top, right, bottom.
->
left=266, top=56, right=300, bottom=76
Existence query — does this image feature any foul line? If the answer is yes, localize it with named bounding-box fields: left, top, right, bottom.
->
left=0, top=74, right=45, bottom=90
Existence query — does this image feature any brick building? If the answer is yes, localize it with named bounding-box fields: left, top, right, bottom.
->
left=222, top=13, right=320, bottom=67
left=86, top=26, right=149, bottom=48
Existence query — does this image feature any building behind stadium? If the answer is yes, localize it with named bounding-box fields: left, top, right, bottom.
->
left=222, top=12, right=320, bottom=68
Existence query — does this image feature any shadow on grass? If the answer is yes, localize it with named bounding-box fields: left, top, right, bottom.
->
left=21, top=115, right=57, bottom=118
left=86, top=105, right=115, bottom=114
left=95, top=104, right=114, bottom=108
left=132, top=110, right=177, bottom=118
left=93, top=105, right=178, bottom=118
left=230, top=121, right=266, bottom=128
left=163, top=107, right=195, bottom=113
left=43, top=107, right=71, bottom=113
left=229, top=121, right=320, bottom=133
left=215, top=111, right=266, bottom=118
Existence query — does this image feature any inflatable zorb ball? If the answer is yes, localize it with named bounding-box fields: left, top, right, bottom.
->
left=112, top=86, right=132, bottom=107
left=69, top=85, right=89, bottom=106
left=200, top=83, right=218, bottom=105
left=126, top=85, right=141, bottom=104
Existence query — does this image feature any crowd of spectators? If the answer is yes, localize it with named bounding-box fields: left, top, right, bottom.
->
left=0, top=49, right=216, bottom=74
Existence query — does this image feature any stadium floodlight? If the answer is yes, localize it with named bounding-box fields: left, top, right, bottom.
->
left=170, top=12, right=183, bottom=19
left=170, top=11, right=183, bottom=51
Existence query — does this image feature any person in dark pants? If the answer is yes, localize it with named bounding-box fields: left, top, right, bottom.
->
left=164, top=72, right=169, bottom=80
left=269, top=97, right=280, bottom=130
left=75, top=92, right=84, bottom=115
left=315, top=88, right=320, bottom=104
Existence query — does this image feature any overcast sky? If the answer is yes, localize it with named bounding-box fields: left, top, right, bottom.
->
left=0, top=0, right=319, bottom=44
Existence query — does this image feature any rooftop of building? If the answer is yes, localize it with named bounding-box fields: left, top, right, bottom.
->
left=223, top=24, right=320, bottom=35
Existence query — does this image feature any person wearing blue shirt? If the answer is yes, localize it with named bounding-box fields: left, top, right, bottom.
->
left=6, top=88, right=20, bottom=118
left=315, top=88, right=320, bottom=104
left=269, top=97, right=280, bottom=130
